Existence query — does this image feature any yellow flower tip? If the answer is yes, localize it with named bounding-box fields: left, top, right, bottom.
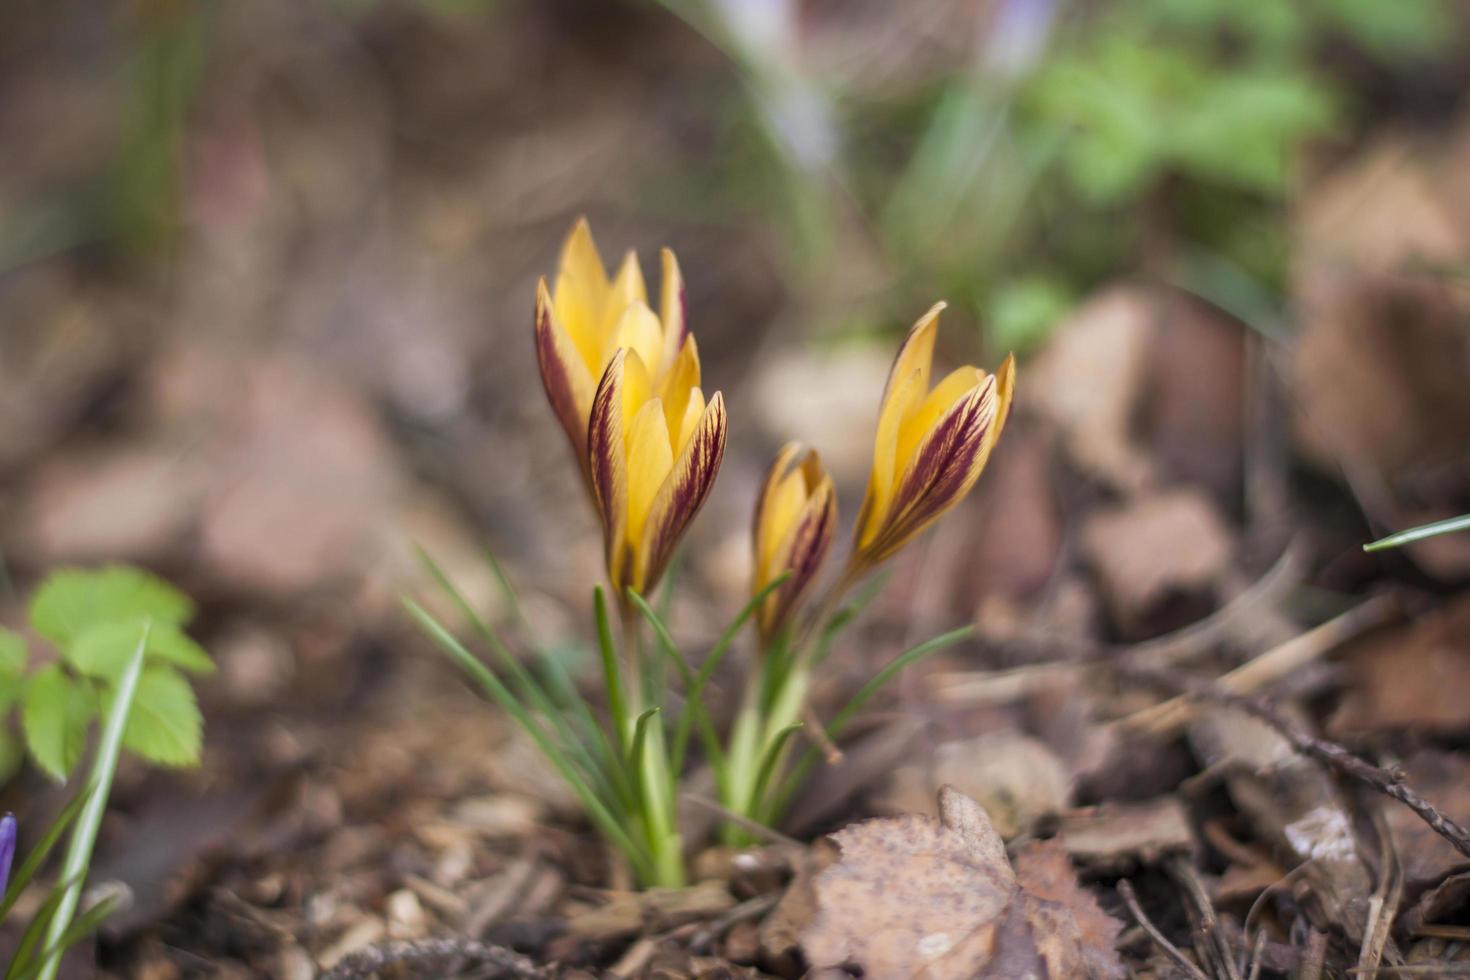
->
left=588, top=345, right=727, bottom=598
left=852, top=304, right=1016, bottom=570
left=536, top=218, right=697, bottom=510
left=753, top=442, right=838, bottom=640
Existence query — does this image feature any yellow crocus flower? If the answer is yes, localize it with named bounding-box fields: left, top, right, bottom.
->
left=589, top=345, right=727, bottom=599
left=852, top=302, right=1015, bottom=569
left=752, top=443, right=836, bottom=640
left=535, top=218, right=687, bottom=488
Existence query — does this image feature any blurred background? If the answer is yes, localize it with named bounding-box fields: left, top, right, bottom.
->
left=3, top=0, right=1470, bottom=972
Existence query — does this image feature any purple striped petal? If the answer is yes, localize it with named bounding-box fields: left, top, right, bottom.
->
left=534, top=277, right=595, bottom=480
left=636, top=392, right=727, bottom=595
left=760, top=475, right=836, bottom=639
left=588, top=350, right=632, bottom=588
left=861, top=375, right=999, bottom=565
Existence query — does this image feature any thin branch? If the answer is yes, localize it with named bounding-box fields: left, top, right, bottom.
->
left=1117, top=879, right=1211, bottom=980
left=1122, top=665, right=1470, bottom=861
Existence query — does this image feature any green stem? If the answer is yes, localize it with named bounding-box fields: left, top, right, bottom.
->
left=35, top=624, right=149, bottom=980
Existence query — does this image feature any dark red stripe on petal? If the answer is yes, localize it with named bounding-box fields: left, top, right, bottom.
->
left=588, top=350, right=628, bottom=552
left=534, top=283, right=588, bottom=468
left=864, top=376, right=997, bottom=564
left=640, top=392, right=727, bottom=593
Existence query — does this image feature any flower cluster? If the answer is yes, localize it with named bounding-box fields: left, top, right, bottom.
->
left=534, top=220, right=1014, bottom=623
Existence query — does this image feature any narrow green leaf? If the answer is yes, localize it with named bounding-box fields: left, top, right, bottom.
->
left=627, top=707, right=661, bottom=804
left=15, top=887, right=125, bottom=980
left=0, top=789, right=92, bottom=920
left=415, top=547, right=593, bottom=783
left=1364, top=514, right=1470, bottom=552
left=593, top=588, right=630, bottom=751
left=6, top=872, right=80, bottom=980
left=21, top=666, right=93, bottom=782
left=750, top=723, right=802, bottom=820
left=810, top=571, right=890, bottom=669
left=626, top=590, right=725, bottom=781
left=35, top=623, right=148, bottom=980
left=771, top=625, right=974, bottom=823
left=121, top=667, right=203, bottom=767
left=405, top=599, right=655, bottom=882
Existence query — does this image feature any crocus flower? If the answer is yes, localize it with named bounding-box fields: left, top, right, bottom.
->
left=851, top=302, right=1015, bottom=569
left=752, top=442, right=836, bottom=640
left=0, top=812, right=14, bottom=897
left=535, top=218, right=687, bottom=490
left=589, top=345, right=727, bottom=599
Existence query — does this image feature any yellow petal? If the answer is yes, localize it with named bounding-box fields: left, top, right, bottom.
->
left=620, top=347, right=654, bottom=425
left=553, top=218, right=610, bottom=372
left=658, top=335, right=703, bottom=440
left=882, top=302, right=943, bottom=408
left=598, top=251, right=648, bottom=355
left=859, top=366, right=925, bottom=548
left=636, top=392, right=727, bottom=595
left=659, top=248, right=687, bottom=376
left=626, top=397, right=674, bottom=545
left=895, top=366, right=984, bottom=476
left=603, top=302, right=665, bottom=383
left=534, top=277, right=598, bottom=471
left=674, top=386, right=706, bottom=457
left=758, top=466, right=808, bottom=583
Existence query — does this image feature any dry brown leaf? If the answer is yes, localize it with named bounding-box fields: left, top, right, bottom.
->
left=1013, top=840, right=1127, bottom=980
left=1330, top=595, right=1470, bottom=737
left=878, top=732, right=1073, bottom=840
left=1080, top=489, right=1233, bottom=633
left=801, top=787, right=1124, bottom=979
left=1026, top=286, right=1157, bottom=493
left=1055, top=798, right=1197, bottom=873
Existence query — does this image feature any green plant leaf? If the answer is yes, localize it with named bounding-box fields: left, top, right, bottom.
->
left=66, top=620, right=213, bottom=679
left=29, top=567, right=193, bottom=648
left=121, top=667, right=203, bottom=767
left=21, top=666, right=93, bottom=782
left=1364, top=514, right=1470, bottom=552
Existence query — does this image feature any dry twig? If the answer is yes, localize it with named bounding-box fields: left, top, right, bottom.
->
left=1122, top=665, right=1470, bottom=862
left=1118, top=879, right=1211, bottom=980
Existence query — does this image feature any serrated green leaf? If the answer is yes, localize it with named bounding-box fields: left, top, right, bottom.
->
left=121, top=668, right=202, bottom=767
left=66, top=621, right=213, bottom=679
left=21, top=666, right=94, bottom=782
left=29, top=567, right=193, bottom=648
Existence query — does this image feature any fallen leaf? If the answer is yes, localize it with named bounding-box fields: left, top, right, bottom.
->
left=1055, top=798, right=1196, bottom=872
left=801, top=787, right=1124, bottom=979
left=878, top=732, right=1073, bottom=840
left=1080, top=489, right=1233, bottom=634
left=1013, top=840, right=1127, bottom=980
left=1330, top=594, right=1470, bottom=737
left=1026, top=286, right=1157, bottom=494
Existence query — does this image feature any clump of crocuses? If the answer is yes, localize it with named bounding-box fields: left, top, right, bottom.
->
left=412, top=220, right=1014, bottom=885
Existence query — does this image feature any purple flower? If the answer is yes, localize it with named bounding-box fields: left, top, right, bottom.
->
left=0, top=813, right=15, bottom=897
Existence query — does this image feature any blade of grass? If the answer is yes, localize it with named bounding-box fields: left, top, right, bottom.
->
left=5, top=873, right=81, bottom=980
left=809, top=571, right=890, bottom=670
left=1364, top=514, right=1470, bottom=552
left=749, top=723, right=802, bottom=821
left=0, top=789, right=92, bottom=920
left=768, top=625, right=974, bottom=824
left=626, top=591, right=726, bottom=783
left=405, top=599, right=655, bottom=882
left=417, top=548, right=618, bottom=813
left=16, top=887, right=126, bottom=980
left=593, top=588, right=631, bottom=751
left=627, top=707, right=661, bottom=803
left=34, top=623, right=149, bottom=980
left=537, top=652, right=636, bottom=813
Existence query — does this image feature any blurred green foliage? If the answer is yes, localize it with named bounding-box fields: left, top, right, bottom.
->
left=1, top=567, right=211, bottom=785
left=683, top=0, right=1455, bottom=352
